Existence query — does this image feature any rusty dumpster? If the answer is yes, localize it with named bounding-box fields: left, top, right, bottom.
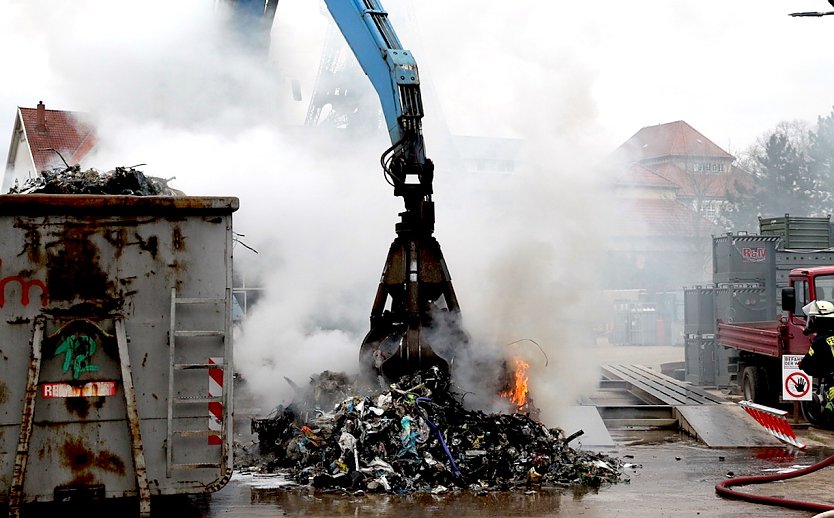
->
left=0, top=194, right=238, bottom=516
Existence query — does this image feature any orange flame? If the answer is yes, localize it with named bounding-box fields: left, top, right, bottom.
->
left=500, top=358, right=530, bottom=410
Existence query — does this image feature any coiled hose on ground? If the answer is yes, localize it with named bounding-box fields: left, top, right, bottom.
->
left=715, top=452, right=834, bottom=512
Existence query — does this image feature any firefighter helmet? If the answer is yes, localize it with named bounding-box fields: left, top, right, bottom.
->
left=803, top=300, right=834, bottom=317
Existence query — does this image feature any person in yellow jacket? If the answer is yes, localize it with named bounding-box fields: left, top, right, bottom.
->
left=799, top=300, right=834, bottom=412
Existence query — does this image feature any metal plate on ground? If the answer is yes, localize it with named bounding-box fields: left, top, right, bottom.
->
left=676, top=405, right=782, bottom=447
left=602, top=364, right=725, bottom=405
left=559, top=406, right=615, bottom=448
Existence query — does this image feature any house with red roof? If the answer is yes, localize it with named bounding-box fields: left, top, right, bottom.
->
left=602, top=121, right=743, bottom=291
left=597, top=122, right=745, bottom=344
left=3, top=101, right=96, bottom=192
left=612, top=120, right=750, bottom=223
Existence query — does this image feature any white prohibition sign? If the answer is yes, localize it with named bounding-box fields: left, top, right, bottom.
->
left=785, top=371, right=811, bottom=398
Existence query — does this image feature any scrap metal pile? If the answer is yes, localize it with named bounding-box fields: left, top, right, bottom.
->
left=9, top=166, right=182, bottom=196
left=247, top=368, right=624, bottom=494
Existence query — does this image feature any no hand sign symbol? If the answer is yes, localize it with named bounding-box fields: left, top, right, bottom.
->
left=782, top=354, right=812, bottom=401
left=785, top=371, right=811, bottom=399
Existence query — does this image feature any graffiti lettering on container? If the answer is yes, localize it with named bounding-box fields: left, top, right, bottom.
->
left=0, top=259, right=48, bottom=307
left=55, top=334, right=100, bottom=379
left=742, top=247, right=767, bottom=262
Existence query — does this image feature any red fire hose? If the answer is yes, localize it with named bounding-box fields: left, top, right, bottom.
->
left=715, top=452, right=834, bottom=512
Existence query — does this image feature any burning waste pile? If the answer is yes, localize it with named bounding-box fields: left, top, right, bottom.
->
left=9, top=166, right=182, bottom=196
left=242, top=368, right=624, bottom=494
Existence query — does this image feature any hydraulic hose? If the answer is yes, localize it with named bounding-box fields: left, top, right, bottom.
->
left=715, top=452, right=834, bottom=512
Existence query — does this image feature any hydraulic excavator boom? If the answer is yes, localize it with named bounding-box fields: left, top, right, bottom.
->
left=223, top=0, right=467, bottom=380
left=322, top=0, right=467, bottom=380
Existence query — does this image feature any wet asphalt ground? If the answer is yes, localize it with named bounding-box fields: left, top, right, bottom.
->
left=16, top=429, right=832, bottom=518
left=192, top=430, right=834, bottom=518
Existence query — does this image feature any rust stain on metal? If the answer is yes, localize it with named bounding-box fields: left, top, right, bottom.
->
left=64, top=397, right=90, bottom=418
left=14, top=219, right=44, bottom=264
left=44, top=301, right=122, bottom=320
left=61, top=437, right=126, bottom=476
left=68, top=473, right=96, bottom=486
left=65, top=399, right=89, bottom=419
left=0, top=194, right=238, bottom=215
left=0, top=380, right=7, bottom=405
left=46, top=227, right=114, bottom=303
left=95, top=451, right=126, bottom=474
left=172, top=225, right=184, bottom=251
left=102, top=227, right=128, bottom=258
left=134, top=233, right=159, bottom=258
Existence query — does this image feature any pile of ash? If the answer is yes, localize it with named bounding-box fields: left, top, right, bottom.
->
left=244, top=368, right=624, bottom=494
left=9, top=166, right=183, bottom=196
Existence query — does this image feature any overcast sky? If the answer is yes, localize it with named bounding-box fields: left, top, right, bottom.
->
left=406, top=0, right=834, bottom=155
left=1, top=0, right=833, bottom=159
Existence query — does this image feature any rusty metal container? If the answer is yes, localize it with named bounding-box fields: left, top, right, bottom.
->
left=0, top=194, right=237, bottom=512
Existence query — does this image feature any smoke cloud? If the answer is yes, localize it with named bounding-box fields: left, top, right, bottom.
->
left=9, top=0, right=822, bottom=429
left=0, top=0, right=619, bottom=428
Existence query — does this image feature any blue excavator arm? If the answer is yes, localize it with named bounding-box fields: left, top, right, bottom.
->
left=323, top=0, right=432, bottom=209
left=322, top=0, right=424, bottom=155
left=323, top=0, right=466, bottom=380
left=223, top=0, right=280, bottom=52
left=224, top=0, right=427, bottom=176
left=227, top=0, right=466, bottom=380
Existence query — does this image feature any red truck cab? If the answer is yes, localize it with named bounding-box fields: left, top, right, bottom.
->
left=782, top=265, right=834, bottom=355
left=719, top=266, right=834, bottom=358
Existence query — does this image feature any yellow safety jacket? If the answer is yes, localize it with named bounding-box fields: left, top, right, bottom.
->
left=799, top=333, right=834, bottom=378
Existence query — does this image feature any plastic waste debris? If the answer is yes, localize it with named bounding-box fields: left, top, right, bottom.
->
left=9, top=166, right=183, bottom=196
left=246, top=367, right=624, bottom=493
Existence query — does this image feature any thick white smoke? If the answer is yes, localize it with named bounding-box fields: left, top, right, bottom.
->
left=0, top=0, right=619, bottom=428
left=6, top=0, right=832, bottom=429
left=0, top=0, right=397, bottom=406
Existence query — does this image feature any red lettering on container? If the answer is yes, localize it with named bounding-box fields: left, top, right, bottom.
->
left=742, top=247, right=767, bottom=262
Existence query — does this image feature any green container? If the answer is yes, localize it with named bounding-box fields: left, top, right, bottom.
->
left=759, top=215, right=831, bottom=250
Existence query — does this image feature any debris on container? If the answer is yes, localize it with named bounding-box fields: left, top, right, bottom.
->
left=9, top=165, right=183, bottom=196
left=245, top=367, right=624, bottom=494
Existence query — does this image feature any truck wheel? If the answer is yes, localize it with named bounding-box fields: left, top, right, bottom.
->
left=742, top=366, right=770, bottom=405
left=801, top=384, right=834, bottom=429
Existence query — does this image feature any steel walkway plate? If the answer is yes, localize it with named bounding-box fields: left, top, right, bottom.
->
left=598, top=364, right=787, bottom=447
left=602, top=364, right=725, bottom=406
left=676, top=405, right=782, bottom=448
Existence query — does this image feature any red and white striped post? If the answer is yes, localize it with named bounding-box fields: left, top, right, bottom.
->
left=208, top=357, right=223, bottom=445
